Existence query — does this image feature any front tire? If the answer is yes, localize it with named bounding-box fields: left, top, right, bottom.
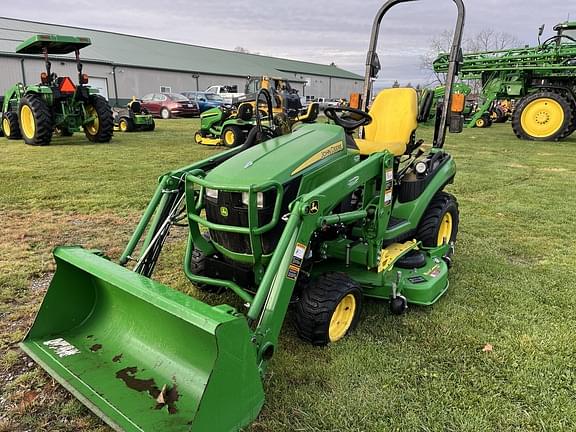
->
left=118, top=117, right=134, bottom=132
left=19, top=94, right=53, bottom=146
left=417, top=191, right=459, bottom=247
left=55, top=127, right=74, bottom=137
left=512, top=91, right=572, bottom=141
left=83, top=95, right=114, bottom=143
left=189, top=247, right=225, bottom=294
left=295, top=273, right=362, bottom=346
left=2, top=112, right=21, bottom=139
left=475, top=113, right=492, bottom=128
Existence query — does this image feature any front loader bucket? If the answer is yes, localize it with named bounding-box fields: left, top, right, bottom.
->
left=20, top=247, right=264, bottom=432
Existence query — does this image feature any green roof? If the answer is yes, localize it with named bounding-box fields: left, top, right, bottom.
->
left=16, top=34, right=91, bottom=55
left=0, top=17, right=362, bottom=81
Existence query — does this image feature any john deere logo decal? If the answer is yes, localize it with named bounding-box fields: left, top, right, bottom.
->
left=309, top=200, right=319, bottom=214
left=220, top=206, right=229, bottom=217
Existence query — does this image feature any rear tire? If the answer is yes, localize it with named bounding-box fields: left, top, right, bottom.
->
left=417, top=191, right=459, bottom=247
left=83, top=95, right=114, bottom=143
left=512, top=91, right=572, bottom=141
left=2, top=112, right=21, bottom=139
left=160, top=107, right=171, bottom=119
left=295, top=273, right=362, bottom=346
left=19, top=94, right=53, bottom=146
left=491, top=106, right=507, bottom=123
left=146, top=120, right=156, bottom=131
left=220, top=125, right=244, bottom=147
left=558, top=97, right=576, bottom=139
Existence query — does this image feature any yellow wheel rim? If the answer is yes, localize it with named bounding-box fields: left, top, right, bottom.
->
left=475, top=118, right=485, bottom=128
left=520, top=98, right=564, bottom=138
left=119, top=120, right=127, bottom=132
left=437, top=212, right=453, bottom=246
left=2, top=117, right=10, bottom=136
left=85, top=105, right=99, bottom=135
left=223, top=130, right=235, bottom=145
left=329, top=294, right=357, bottom=342
left=20, top=105, right=35, bottom=139
left=194, top=132, right=203, bottom=143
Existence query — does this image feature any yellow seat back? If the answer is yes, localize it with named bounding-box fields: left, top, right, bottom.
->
left=359, top=88, right=418, bottom=155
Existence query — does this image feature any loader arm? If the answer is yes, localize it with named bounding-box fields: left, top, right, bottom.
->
left=242, top=152, right=393, bottom=366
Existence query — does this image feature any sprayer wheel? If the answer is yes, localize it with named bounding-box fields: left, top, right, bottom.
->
left=512, top=91, right=572, bottom=141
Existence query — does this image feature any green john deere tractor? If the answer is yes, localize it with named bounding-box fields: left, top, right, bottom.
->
left=21, top=0, right=466, bottom=430
left=1, top=34, right=114, bottom=146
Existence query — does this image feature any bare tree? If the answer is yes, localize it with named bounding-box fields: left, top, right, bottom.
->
left=420, top=30, right=454, bottom=84
left=465, top=29, right=523, bottom=52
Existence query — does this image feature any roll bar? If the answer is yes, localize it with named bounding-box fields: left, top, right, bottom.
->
left=361, top=0, right=466, bottom=148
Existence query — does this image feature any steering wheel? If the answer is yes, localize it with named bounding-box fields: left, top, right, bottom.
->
left=254, top=88, right=276, bottom=141
left=541, top=34, right=576, bottom=48
left=324, top=107, right=372, bottom=132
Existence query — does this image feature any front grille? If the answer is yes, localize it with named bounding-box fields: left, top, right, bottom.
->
left=205, top=191, right=276, bottom=254
left=204, top=178, right=300, bottom=255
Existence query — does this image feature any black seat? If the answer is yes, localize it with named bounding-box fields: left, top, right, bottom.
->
left=298, top=102, right=319, bottom=123
left=237, top=103, right=254, bottom=121
left=129, top=100, right=142, bottom=114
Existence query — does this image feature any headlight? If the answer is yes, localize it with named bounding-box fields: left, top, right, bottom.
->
left=415, top=161, right=427, bottom=175
left=242, top=192, right=264, bottom=208
left=205, top=188, right=218, bottom=199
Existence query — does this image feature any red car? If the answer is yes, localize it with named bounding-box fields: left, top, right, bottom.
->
left=139, top=93, right=199, bottom=118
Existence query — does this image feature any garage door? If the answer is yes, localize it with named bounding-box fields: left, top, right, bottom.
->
left=88, top=76, right=109, bottom=100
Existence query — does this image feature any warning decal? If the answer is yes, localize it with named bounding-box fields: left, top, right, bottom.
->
left=287, top=243, right=307, bottom=280
left=44, top=338, right=80, bottom=357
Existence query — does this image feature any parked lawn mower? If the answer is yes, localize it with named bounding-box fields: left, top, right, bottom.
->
left=114, top=98, right=155, bottom=132
left=194, top=76, right=319, bottom=146
left=1, top=34, right=113, bottom=145
left=21, top=1, right=466, bottom=431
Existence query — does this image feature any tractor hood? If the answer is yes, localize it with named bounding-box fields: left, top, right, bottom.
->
left=204, top=123, right=348, bottom=186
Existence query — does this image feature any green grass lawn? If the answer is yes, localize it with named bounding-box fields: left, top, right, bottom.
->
left=1, top=119, right=575, bottom=431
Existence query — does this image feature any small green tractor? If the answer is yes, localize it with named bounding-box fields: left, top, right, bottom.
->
left=21, top=0, right=466, bottom=430
left=194, top=76, right=319, bottom=146
left=114, top=98, right=155, bottom=132
left=1, top=34, right=114, bottom=146
left=434, top=21, right=576, bottom=140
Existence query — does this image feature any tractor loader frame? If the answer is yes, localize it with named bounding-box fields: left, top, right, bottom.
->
left=21, top=1, right=466, bottom=431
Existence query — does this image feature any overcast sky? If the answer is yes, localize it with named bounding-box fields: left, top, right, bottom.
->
left=0, top=0, right=572, bottom=85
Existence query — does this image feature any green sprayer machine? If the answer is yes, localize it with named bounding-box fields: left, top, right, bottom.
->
left=1, top=34, right=114, bottom=145
left=21, top=0, right=466, bottom=430
left=434, top=21, right=576, bottom=141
